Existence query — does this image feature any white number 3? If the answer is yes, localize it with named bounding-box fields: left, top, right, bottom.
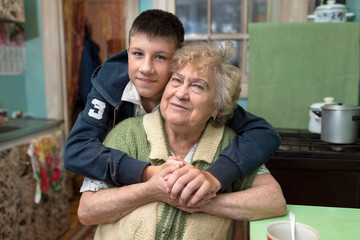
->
left=88, top=99, right=106, bottom=120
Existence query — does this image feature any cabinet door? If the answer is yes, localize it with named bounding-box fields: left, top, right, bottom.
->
left=268, top=162, right=360, bottom=208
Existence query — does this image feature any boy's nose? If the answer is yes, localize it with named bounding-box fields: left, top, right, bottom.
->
left=139, top=57, right=154, bottom=74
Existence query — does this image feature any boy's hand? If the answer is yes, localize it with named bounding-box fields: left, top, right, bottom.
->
left=165, top=162, right=221, bottom=207
left=141, top=157, right=185, bottom=182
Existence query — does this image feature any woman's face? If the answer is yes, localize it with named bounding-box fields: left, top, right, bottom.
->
left=160, top=63, right=219, bottom=130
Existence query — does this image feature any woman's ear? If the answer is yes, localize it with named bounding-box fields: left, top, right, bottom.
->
left=212, top=109, right=219, bottom=117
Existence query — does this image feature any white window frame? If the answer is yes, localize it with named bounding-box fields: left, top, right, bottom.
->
left=41, top=0, right=68, bottom=134
left=154, top=0, right=252, bottom=98
left=153, top=0, right=302, bottom=99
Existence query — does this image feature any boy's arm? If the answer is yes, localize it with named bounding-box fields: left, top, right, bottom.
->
left=64, top=87, right=150, bottom=186
left=206, top=105, right=281, bottom=190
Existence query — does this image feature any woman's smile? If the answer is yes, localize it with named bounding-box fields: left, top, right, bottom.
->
left=170, top=102, right=189, bottom=111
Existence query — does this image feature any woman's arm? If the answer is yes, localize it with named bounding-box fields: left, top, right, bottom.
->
left=78, top=182, right=156, bottom=225
left=199, top=173, right=287, bottom=221
left=77, top=159, right=194, bottom=225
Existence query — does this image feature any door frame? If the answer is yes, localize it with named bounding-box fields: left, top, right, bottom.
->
left=41, top=0, right=139, bottom=137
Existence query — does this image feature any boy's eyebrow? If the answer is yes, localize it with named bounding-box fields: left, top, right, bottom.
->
left=129, top=47, right=172, bottom=56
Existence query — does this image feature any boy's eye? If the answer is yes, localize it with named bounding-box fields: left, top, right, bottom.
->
left=134, top=52, right=143, bottom=57
left=155, top=55, right=166, bottom=60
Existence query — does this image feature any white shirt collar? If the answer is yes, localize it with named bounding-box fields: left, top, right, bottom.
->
left=121, top=81, right=159, bottom=117
left=121, top=81, right=142, bottom=106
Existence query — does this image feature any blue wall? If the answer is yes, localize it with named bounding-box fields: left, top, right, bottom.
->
left=139, top=0, right=152, bottom=13
left=0, top=0, right=46, bottom=118
left=347, top=0, right=360, bottom=22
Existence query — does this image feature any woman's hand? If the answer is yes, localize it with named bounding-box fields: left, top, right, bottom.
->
left=165, top=159, right=221, bottom=207
left=144, top=156, right=220, bottom=209
left=145, top=158, right=213, bottom=212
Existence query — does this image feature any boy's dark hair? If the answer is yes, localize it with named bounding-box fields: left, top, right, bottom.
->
left=129, top=9, right=185, bottom=49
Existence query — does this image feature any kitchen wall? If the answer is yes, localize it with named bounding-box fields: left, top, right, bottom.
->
left=0, top=0, right=358, bottom=119
left=347, top=0, right=360, bottom=22
left=0, top=0, right=46, bottom=118
left=140, top=0, right=152, bottom=13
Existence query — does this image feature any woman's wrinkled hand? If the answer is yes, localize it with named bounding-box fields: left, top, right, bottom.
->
left=164, top=159, right=221, bottom=208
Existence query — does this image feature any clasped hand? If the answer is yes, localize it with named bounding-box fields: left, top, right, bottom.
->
left=145, top=156, right=221, bottom=213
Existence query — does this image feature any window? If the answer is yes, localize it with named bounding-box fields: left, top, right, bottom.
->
left=174, top=0, right=281, bottom=98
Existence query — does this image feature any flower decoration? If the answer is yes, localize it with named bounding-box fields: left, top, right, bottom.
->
left=29, top=130, right=64, bottom=199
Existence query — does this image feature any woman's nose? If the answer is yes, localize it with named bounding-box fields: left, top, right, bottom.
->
left=175, top=84, right=189, bottom=100
left=139, top=57, right=154, bottom=74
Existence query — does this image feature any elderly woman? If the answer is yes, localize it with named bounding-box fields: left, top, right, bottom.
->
left=78, top=41, right=286, bottom=239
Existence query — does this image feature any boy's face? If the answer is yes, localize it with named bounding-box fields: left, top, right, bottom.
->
left=128, top=33, right=177, bottom=103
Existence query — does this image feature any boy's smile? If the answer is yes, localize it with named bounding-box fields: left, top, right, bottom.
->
left=128, top=33, right=177, bottom=111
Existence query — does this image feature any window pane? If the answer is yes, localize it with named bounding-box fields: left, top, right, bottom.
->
left=176, top=0, right=207, bottom=34
left=222, top=40, right=242, bottom=69
left=249, top=0, right=268, bottom=23
left=211, top=0, right=242, bottom=33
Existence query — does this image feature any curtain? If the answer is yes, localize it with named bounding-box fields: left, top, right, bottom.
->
left=62, top=0, right=87, bottom=129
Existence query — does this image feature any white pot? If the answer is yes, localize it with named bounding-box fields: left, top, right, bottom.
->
left=308, top=97, right=334, bottom=134
left=308, top=0, right=355, bottom=22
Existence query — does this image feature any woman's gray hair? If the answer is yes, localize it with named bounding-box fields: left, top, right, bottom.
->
left=170, top=41, right=242, bottom=127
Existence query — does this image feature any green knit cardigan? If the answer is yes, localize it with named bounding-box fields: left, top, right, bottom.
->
left=95, top=109, right=258, bottom=240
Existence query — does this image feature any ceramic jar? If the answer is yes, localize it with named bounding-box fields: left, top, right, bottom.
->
left=308, top=97, right=334, bottom=134
left=308, top=0, right=355, bottom=22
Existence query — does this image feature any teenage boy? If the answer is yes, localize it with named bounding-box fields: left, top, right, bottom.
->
left=64, top=9, right=280, bottom=201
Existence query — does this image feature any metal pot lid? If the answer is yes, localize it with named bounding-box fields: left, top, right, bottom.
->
left=316, top=4, right=347, bottom=11
left=322, top=103, right=360, bottom=111
left=316, top=0, right=347, bottom=11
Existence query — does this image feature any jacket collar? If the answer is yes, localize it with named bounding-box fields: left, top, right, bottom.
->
left=91, top=49, right=130, bottom=109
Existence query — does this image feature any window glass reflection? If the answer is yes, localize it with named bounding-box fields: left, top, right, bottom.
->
left=211, top=0, right=242, bottom=33
left=176, top=0, right=207, bottom=34
left=221, top=40, right=242, bottom=68
left=249, top=0, right=268, bottom=22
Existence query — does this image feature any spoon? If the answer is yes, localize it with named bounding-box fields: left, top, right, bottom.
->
left=289, top=211, right=296, bottom=240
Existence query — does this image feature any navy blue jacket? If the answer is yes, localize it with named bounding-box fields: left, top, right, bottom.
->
left=64, top=50, right=281, bottom=189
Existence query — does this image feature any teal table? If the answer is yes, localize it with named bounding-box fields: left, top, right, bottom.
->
left=250, top=205, right=360, bottom=240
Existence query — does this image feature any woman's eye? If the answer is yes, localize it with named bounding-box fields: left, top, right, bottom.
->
left=171, top=78, right=182, bottom=85
left=193, top=84, right=204, bottom=90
